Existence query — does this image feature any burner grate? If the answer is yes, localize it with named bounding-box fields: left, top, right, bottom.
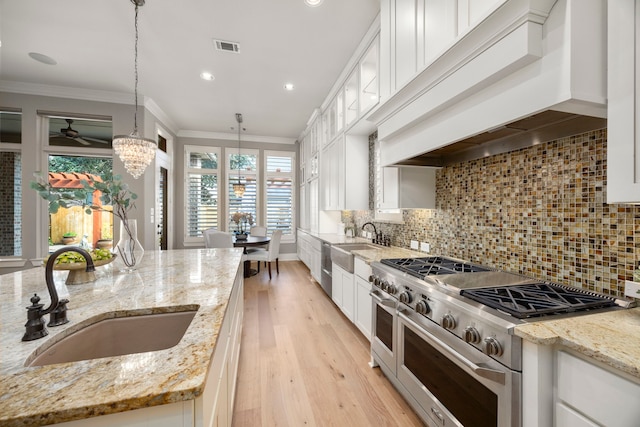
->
left=461, top=283, right=617, bottom=319
left=381, top=257, right=489, bottom=278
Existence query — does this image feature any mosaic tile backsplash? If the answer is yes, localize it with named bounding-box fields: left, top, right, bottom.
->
left=344, top=129, right=639, bottom=297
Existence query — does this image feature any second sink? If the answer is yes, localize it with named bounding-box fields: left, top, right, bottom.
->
left=331, top=243, right=379, bottom=273
left=26, top=309, right=198, bottom=367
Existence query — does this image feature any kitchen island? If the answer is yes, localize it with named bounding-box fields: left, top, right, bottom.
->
left=0, top=248, right=244, bottom=427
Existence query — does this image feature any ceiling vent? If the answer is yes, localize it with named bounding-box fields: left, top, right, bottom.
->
left=213, top=39, right=240, bottom=53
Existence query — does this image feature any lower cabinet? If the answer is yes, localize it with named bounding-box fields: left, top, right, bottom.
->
left=353, top=258, right=372, bottom=341
left=523, top=342, right=640, bottom=427
left=57, top=272, right=244, bottom=427
left=555, top=350, right=640, bottom=427
left=332, top=263, right=354, bottom=321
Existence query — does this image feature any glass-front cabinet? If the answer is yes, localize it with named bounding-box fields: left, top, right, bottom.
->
left=345, top=70, right=359, bottom=128
left=360, top=36, right=379, bottom=115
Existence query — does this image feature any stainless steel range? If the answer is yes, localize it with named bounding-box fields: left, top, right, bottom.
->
left=369, top=256, right=630, bottom=427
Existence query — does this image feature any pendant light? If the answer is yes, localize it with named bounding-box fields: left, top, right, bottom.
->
left=233, top=113, right=246, bottom=198
left=112, top=0, right=157, bottom=179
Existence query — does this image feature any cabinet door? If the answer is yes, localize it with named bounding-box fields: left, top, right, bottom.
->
left=394, top=0, right=418, bottom=88
left=332, top=263, right=343, bottom=306
left=355, top=276, right=372, bottom=340
left=360, top=37, right=379, bottom=114
left=378, top=166, right=399, bottom=209
left=341, top=268, right=355, bottom=321
left=345, top=71, right=359, bottom=127
left=607, top=0, right=640, bottom=203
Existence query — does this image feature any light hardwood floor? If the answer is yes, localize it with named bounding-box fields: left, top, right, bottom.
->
left=232, top=260, right=424, bottom=426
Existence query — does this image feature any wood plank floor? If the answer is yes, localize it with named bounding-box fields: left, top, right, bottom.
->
left=232, top=260, right=424, bottom=426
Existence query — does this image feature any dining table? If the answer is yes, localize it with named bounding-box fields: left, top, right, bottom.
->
left=233, top=235, right=271, bottom=277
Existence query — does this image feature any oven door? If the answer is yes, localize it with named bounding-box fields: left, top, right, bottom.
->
left=397, top=308, right=521, bottom=427
left=370, top=289, right=397, bottom=375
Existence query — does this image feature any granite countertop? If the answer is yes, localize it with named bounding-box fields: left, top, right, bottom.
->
left=297, top=228, right=425, bottom=263
left=514, top=308, right=640, bottom=379
left=0, top=248, right=243, bottom=426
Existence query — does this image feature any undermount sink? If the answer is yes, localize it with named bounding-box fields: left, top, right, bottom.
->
left=331, top=243, right=379, bottom=273
left=25, top=309, right=198, bottom=367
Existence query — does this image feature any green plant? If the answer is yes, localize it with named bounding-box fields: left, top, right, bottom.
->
left=31, top=173, right=137, bottom=222
left=62, top=232, right=77, bottom=238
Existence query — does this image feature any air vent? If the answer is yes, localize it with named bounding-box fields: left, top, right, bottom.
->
left=213, top=39, right=240, bottom=53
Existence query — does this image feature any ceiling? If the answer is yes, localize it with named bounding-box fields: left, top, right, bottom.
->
left=0, top=0, right=379, bottom=141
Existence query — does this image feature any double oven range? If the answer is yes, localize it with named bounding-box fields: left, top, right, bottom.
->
left=370, top=256, right=630, bottom=427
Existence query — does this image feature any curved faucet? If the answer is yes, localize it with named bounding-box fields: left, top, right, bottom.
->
left=22, top=247, right=95, bottom=341
left=361, top=222, right=379, bottom=243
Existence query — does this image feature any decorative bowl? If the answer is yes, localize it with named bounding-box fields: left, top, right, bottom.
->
left=53, top=255, right=117, bottom=285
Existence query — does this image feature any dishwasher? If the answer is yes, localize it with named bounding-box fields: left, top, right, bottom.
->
left=320, top=242, right=332, bottom=296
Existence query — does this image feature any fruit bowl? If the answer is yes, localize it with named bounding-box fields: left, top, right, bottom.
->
left=51, top=254, right=117, bottom=285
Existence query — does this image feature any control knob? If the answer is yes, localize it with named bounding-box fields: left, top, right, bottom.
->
left=386, top=283, right=397, bottom=295
left=415, top=300, right=430, bottom=315
left=398, top=291, right=412, bottom=304
left=441, top=313, right=457, bottom=330
left=483, top=336, right=503, bottom=357
left=463, top=326, right=481, bottom=344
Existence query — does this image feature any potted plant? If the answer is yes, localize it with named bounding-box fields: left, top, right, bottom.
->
left=96, top=230, right=113, bottom=249
left=62, top=232, right=77, bottom=245
left=31, top=173, right=141, bottom=270
left=230, top=212, right=254, bottom=240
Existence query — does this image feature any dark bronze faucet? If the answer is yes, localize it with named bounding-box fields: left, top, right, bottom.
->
left=22, top=247, right=95, bottom=341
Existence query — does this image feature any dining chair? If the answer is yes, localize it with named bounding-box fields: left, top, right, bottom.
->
left=245, top=230, right=282, bottom=279
left=203, top=229, right=234, bottom=248
left=249, top=226, right=267, bottom=237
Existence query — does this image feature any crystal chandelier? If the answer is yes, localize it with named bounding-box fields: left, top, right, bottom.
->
left=233, top=113, right=246, bottom=198
left=112, top=0, right=157, bottom=180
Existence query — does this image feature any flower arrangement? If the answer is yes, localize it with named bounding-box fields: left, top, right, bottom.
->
left=31, top=173, right=140, bottom=267
left=230, top=212, right=254, bottom=234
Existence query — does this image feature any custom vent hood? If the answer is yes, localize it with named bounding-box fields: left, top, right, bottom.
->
left=369, top=0, right=607, bottom=168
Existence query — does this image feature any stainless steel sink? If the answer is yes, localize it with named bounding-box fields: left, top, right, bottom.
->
left=330, top=243, right=379, bottom=273
left=25, top=309, right=198, bottom=367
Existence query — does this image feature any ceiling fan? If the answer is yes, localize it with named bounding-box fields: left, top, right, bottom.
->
left=50, top=119, right=110, bottom=146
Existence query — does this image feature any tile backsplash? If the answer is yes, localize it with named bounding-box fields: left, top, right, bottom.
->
left=343, top=128, right=639, bottom=297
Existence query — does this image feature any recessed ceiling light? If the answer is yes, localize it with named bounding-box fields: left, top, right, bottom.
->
left=284, top=83, right=295, bottom=91
left=200, top=72, right=215, bottom=81
left=305, top=0, right=323, bottom=7
left=28, top=52, right=57, bottom=65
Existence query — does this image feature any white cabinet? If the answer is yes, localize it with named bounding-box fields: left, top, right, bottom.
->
left=345, top=70, right=358, bottom=128
left=555, top=350, right=640, bottom=427
left=308, top=177, right=319, bottom=233
left=321, top=135, right=369, bottom=211
left=359, top=36, right=379, bottom=115
left=354, top=258, right=372, bottom=341
left=332, top=263, right=354, bottom=321
left=310, top=236, right=322, bottom=284
left=607, top=0, right=640, bottom=203
left=382, top=0, right=501, bottom=95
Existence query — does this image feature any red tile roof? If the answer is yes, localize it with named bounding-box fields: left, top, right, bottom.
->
left=48, top=172, right=103, bottom=189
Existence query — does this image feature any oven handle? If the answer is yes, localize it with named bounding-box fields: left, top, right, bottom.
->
left=397, top=309, right=506, bottom=385
left=370, top=290, right=396, bottom=308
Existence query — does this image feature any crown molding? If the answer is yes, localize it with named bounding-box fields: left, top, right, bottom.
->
left=143, top=97, right=178, bottom=135
left=0, top=80, right=133, bottom=104
left=178, top=129, right=296, bottom=145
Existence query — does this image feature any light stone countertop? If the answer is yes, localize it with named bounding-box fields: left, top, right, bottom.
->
left=0, top=248, right=244, bottom=426
left=514, top=307, right=640, bottom=379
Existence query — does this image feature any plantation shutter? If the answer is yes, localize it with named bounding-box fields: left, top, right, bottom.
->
left=265, top=153, right=294, bottom=236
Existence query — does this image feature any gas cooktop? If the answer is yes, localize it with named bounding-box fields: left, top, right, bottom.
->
left=461, top=282, right=619, bottom=319
left=380, top=256, right=490, bottom=279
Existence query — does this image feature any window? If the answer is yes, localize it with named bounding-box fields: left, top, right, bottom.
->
left=0, top=111, right=22, bottom=257
left=264, top=151, right=295, bottom=239
left=47, top=155, right=114, bottom=251
left=227, top=149, right=258, bottom=231
left=185, top=146, right=220, bottom=242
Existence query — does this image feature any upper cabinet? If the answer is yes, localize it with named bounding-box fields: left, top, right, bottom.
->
left=359, top=37, right=379, bottom=116
left=607, top=0, right=640, bottom=204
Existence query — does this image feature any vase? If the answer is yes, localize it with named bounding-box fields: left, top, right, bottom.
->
left=115, top=219, right=144, bottom=272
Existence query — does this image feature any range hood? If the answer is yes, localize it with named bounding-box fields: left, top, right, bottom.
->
left=370, top=0, right=607, bottom=168
left=395, top=111, right=607, bottom=167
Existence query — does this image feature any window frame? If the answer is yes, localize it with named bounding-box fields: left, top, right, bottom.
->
left=0, top=110, right=24, bottom=265
left=225, top=147, right=260, bottom=232
left=184, top=145, right=221, bottom=245
left=263, top=150, right=296, bottom=243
